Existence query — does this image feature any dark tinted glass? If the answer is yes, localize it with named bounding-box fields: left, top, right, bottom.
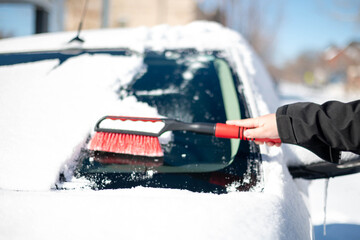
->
left=131, top=51, right=231, bottom=170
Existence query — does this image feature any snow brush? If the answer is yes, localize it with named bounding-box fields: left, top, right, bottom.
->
left=88, top=116, right=281, bottom=157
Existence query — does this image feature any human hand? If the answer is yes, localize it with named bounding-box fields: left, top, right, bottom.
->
left=226, top=114, right=281, bottom=147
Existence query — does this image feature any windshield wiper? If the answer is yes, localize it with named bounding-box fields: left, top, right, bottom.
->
left=0, top=48, right=135, bottom=67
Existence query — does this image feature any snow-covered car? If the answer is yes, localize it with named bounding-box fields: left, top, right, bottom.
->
left=1, top=22, right=359, bottom=240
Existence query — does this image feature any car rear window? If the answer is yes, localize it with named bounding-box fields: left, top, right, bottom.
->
left=69, top=50, right=262, bottom=193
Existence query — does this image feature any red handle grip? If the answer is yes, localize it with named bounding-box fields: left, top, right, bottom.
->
left=214, top=123, right=281, bottom=143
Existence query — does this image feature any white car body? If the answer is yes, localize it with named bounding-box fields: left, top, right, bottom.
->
left=0, top=22, right=312, bottom=239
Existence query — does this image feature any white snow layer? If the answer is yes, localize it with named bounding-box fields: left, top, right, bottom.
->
left=0, top=22, right=313, bottom=240
left=0, top=54, right=155, bottom=190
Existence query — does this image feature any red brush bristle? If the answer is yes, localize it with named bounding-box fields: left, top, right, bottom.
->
left=88, top=132, right=164, bottom=157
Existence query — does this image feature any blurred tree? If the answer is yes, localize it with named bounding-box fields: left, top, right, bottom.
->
left=224, top=0, right=283, bottom=64
left=316, top=0, right=360, bottom=23
left=197, top=0, right=283, bottom=78
left=279, top=51, right=323, bottom=83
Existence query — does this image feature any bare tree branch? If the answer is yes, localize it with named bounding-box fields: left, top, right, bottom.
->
left=316, top=0, right=360, bottom=22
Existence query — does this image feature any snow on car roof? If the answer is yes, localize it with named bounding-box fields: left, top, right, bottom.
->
left=0, top=21, right=242, bottom=54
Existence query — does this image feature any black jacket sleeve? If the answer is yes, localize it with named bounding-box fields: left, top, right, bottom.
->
left=276, top=100, right=360, bottom=163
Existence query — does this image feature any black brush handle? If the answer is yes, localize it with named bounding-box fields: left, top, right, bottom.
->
left=163, top=120, right=281, bottom=143
left=161, top=119, right=216, bottom=135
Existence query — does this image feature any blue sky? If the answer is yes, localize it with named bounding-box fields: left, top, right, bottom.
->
left=275, top=0, right=360, bottom=66
left=0, top=4, right=35, bottom=37
left=0, top=1, right=359, bottom=66
left=199, top=0, right=360, bottom=66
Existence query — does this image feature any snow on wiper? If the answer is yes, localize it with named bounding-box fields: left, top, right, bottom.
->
left=0, top=48, right=137, bottom=67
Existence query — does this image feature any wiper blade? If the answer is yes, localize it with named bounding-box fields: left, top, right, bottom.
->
left=0, top=48, right=137, bottom=67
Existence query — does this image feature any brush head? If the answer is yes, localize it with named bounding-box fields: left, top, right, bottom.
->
left=88, top=131, right=164, bottom=157
left=94, top=116, right=166, bottom=137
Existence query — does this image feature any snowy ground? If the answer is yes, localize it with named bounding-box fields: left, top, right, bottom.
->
left=278, top=82, right=360, bottom=240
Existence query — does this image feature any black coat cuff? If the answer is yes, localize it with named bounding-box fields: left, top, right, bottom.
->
left=276, top=105, right=340, bottom=164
